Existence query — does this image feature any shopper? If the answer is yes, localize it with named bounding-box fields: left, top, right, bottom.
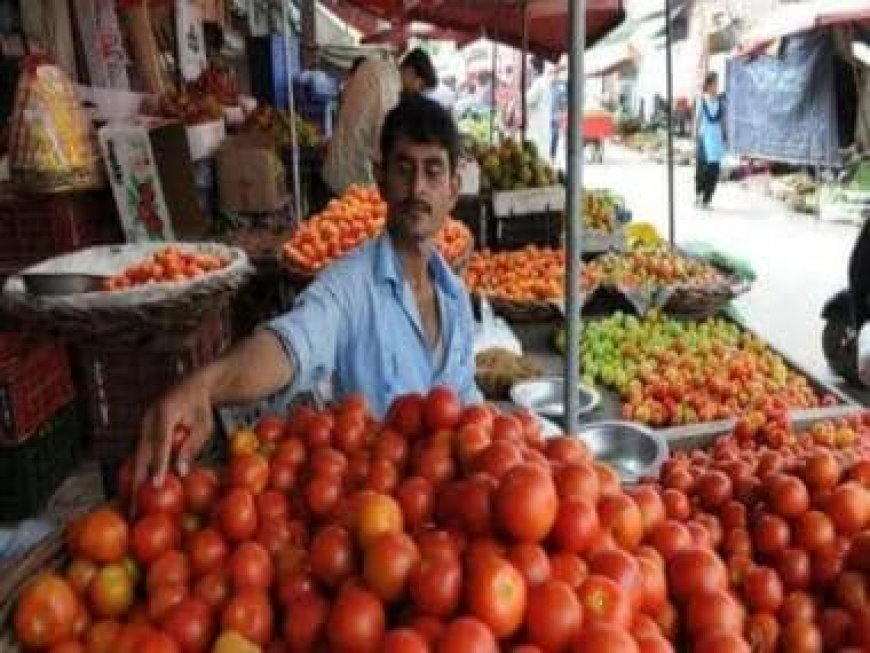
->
left=134, top=97, right=481, bottom=487
left=694, top=72, right=727, bottom=208
left=526, top=56, right=552, bottom=161
left=399, top=47, right=438, bottom=100
left=550, top=73, right=568, bottom=163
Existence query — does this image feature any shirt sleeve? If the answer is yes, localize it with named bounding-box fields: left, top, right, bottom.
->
left=456, top=293, right=484, bottom=406
left=264, top=276, right=348, bottom=396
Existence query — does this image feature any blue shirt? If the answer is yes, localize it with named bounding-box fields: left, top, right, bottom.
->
left=267, top=233, right=481, bottom=418
left=697, top=95, right=726, bottom=163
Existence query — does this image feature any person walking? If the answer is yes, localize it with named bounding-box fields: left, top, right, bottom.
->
left=525, top=56, right=552, bottom=161
left=694, top=72, right=727, bottom=208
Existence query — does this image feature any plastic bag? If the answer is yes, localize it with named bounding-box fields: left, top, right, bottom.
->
left=473, top=297, right=522, bottom=356
left=8, top=55, right=103, bottom=193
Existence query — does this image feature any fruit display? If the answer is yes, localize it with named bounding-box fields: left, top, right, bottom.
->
left=242, top=106, right=320, bottom=149
left=464, top=246, right=601, bottom=304
left=572, top=312, right=826, bottom=428
left=104, top=246, right=231, bottom=290
left=12, top=386, right=870, bottom=652
left=475, top=348, right=543, bottom=399
left=583, top=190, right=623, bottom=234
left=281, top=186, right=473, bottom=274
left=474, top=138, right=558, bottom=192
left=588, top=248, right=727, bottom=290
left=190, top=63, right=240, bottom=107
left=157, top=65, right=240, bottom=126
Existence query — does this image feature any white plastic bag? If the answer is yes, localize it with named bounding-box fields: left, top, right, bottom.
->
left=473, top=297, right=522, bottom=356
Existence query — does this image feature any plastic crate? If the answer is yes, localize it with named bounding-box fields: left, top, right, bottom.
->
left=75, top=306, right=232, bottom=462
left=0, top=184, right=124, bottom=279
left=487, top=208, right=564, bottom=252
left=0, top=336, right=75, bottom=444
left=0, top=404, right=81, bottom=521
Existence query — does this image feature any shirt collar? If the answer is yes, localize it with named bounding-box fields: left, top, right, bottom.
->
left=374, top=232, right=463, bottom=300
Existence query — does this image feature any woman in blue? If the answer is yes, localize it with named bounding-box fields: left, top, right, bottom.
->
left=694, top=72, right=726, bottom=209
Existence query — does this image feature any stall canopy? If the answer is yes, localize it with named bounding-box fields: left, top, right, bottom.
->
left=338, top=0, right=625, bottom=60
left=736, top=0, right=870, bottom=57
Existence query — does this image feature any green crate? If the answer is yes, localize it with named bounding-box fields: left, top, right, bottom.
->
left=0, top=404, right=81, bottom=522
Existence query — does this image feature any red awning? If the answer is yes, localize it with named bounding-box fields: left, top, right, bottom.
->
left=338, top=0, right=625, bottom=59
left=362, top=22, right=478, bottom=48
left=736, top=0, right=870, bottom=57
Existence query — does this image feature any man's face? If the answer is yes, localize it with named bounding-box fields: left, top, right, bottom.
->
left=400, top=66, right=424, bottom=95
left=379, top=136, right=459, bottom=244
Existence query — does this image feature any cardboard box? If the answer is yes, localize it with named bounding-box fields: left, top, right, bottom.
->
left=98, top=118, right=209, bottom=242
left=217, top=134, right=288, bottom=214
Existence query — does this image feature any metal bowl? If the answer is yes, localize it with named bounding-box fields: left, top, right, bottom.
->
left=22, top=273, right=109, bottom=296
left=509, top=376, right=600, bottom=421
left=576, top=420, right=669, bottom=483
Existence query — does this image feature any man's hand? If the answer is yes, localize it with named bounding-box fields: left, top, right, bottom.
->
left=133, top=372, right=214, bottom=493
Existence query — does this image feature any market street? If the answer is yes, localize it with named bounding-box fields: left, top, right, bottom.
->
left=580, top=144, right=863, bottom=402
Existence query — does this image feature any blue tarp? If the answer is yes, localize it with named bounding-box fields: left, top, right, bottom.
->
left=726, top=32, right=840, bottom=167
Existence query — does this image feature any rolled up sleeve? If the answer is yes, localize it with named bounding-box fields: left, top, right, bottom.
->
left=265, top=279, right=347, bottom=396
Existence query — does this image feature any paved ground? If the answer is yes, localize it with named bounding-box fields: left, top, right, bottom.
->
left=573, top=144, right=864, bottom=403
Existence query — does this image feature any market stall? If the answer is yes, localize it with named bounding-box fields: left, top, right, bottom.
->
left=0, top=1, right=868, bottom=652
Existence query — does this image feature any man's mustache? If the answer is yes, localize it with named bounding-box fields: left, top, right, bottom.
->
left=401, top=199, right=432, bottom=213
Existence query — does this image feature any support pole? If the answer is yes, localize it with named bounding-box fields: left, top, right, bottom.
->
left=520, top=0, right=529, bottom=143
left=564, top=0, right=585, bottom=434
left=665, top=0, right=676, bottom=246
left=490, top=41, right=498, bottom=145
left=281, top=0, right=302, bottom=221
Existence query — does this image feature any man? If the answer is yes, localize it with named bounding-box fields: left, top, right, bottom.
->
left=399, top=47, right=438, bottom=99
left=135, top=97, right=481, bottom=487
left=322, top=56, right=401, bottom=196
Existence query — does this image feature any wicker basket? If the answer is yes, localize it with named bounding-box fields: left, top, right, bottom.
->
left=1, top=243, right=252, bottom=342
left=478, top=295, right=564, bottom=323
left=661, top=276, right=752, bottom=318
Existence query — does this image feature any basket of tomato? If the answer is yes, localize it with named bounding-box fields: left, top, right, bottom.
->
left=1, top=243, right=253, bottom=341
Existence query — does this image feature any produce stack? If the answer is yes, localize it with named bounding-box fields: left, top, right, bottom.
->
left=7, top=388, right=870, bottom=652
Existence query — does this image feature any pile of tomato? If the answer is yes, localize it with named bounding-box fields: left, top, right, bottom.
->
left=281, top=186, right=473, bottom=275
left=104, top=247, right=230, bottom=291
left=12, top=388, right=870, bottom=653
left=464, top=246, right=601, bottom=304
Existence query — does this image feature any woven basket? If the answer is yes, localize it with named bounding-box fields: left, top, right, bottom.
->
left=1, top=243, right=253, bottom=342
left=661, top=276, right=752, bottom=318
left=479, top=295, right=564, bottom=323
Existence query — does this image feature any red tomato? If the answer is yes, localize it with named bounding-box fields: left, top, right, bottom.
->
left=768, top=475, right=810, bottom=520
left=161, top=598, right=213, bottom=653
left=545, top=438, right=590, bottom=466
left=193, top=569, right=230, bottom=611
left=256, top=489, right=290, bottom=523
left=396, top=477, right=434, bottom=532
left=217, top=488, right=259, bottom=542
left=776, top=548, right=811, bottom=592
left=227, top=454, right=270, bottom=496
left=638, top=555, right=668, bottom=613
left=743, top=566, right=784, bottom=614
left=507, top=544, right=551, bottom=588
left=801, top=451, right=841, bottom=493
left=363, top=532, right=420, bottom=603
left=550, top=497, right=600, bottom=555
left=553, top=462, right=600, bottom=503
left=381, top=628, right=428, bottom=653
left=818, top=608, right=851, bottom=650
left=14, top=574, right=80, bottom=649
left=326, top=585, right=386, bottom=653
left=254, top=414, right=285, bottom=443
left=834, top=570, right=868, bottom=613
left=494, top=464, right=557, bottom=544
left=77, top=509, right=129, bottom=564
left=684, top=588, right=745, bottom=639
left=626, top=485, right=666, bottom=535
left=572, top=623, right=639, bottom=653
left=472, top=441, right=524, bottom=481
left=221, top=589, right=274, bottom=647
left=465, top=554, right=527, bottom=639
left=437, top=617, right=498, bottom=653
left=187, top=528, right=228, bottom=577
left=549, top=552, right=588, bottom=591
left=137, top=475, right=185, bottom=516
left=66, top=558, right=97, bottom=596
left=598, top=492, right=644, bottom=551
left=309, top=525, right=356, bottom=588
left=146, top=583, right=188, bottom=623
left=746, top=612, right=779, bottom=653
left=667, top=547, right=727, bottom=602
left=304, top=474, right=341, bottom=518
left=779, top=591, right=817, bottom=624
left=283, top=591, right=328, bottom=653
left=138, top=629, right=180, bottom=653
left=779, top=620, right=822, bottom=653
left=387, top=393, right=425, bottom=439
left=661, top=489, right=691, bottom=521
left=692, top=629, right=750, bottom=653
left=576, top=575, right=632, bottom=628
left=229, top=542, right=274, bottom=591
left=523, top=579, right=581, bottom=651
left=826, top=482, right=870, bottom=535
left=409, top=550, right=462, bottom=618
left=89, top=564, right=135, bottom=619
left=696, top=470, right=733, bottom=511
left=146, top=550, right=190, bottom=593
left=588, top=548, right=643, bottom=612
left=636, top=634, right=674, bottom=653
left=455, top=475, right=495, bottom=537
left=423, top=386, right=461, bottom=432
left=753, top=514, right=791, bottom=556
left=182, top=467, right=219, bottom=515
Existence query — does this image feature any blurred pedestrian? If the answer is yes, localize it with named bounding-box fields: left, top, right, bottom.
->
left=526, top=56, right=552, bottom=160
left=694, top=72, right=727, bottom=208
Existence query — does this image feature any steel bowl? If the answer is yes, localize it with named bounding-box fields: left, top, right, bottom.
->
left=576, top=420, right=669, bottom=483
left=509, top=376, right=600, bottom=421
left=22, top=273, right=109, bottom=296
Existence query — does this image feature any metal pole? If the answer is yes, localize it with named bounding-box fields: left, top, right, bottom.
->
left=665, top=0, right=675, bottom=246
left=565, top=0, right=585, bottom=434
left=490, top=41, right=498, bottom=145
left=520, top=0, right=529, bottom=143
left=282, top=0, right=303, bottom=221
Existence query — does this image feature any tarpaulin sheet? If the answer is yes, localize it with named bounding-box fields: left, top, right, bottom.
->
left=726, top=32, right=840, bottom=167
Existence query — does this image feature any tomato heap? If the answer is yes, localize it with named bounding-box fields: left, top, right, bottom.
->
left=104, top=247, right=231, bottom=291
left=282, top=186, right=473, bottom=274
left=583, top=190, right=620, bottom=234
left=650, top=405, right=870, bottom=652
left=464, top=246, right=601, bottom=303
left=588, top=248, right=725, bottom=289
left=580, top=312, right=825, bottom=427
